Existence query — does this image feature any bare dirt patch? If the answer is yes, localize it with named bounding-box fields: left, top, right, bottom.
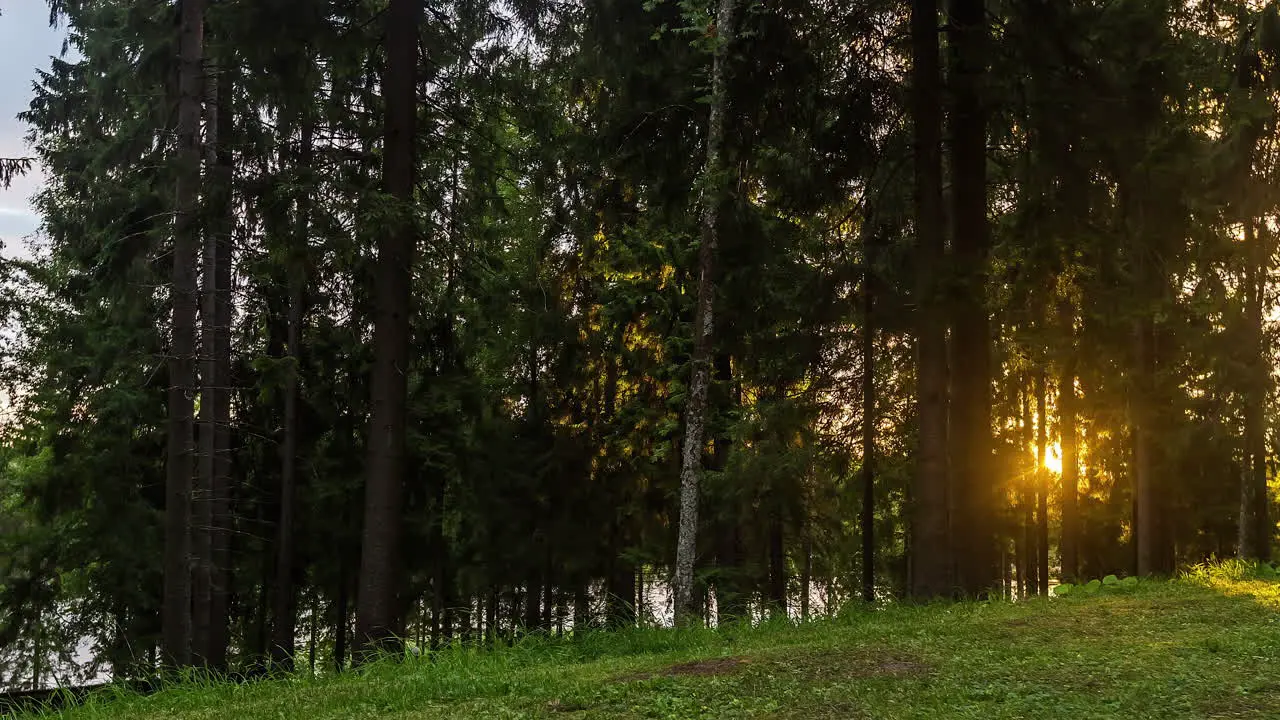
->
left=758, top=647, right=930, bottom=682
left=859, top=658, right=929, bottom=678
left=616, top=656, right=747, bottom=683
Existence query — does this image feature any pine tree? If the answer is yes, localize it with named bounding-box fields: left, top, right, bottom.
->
left=355, top=0, right=422, bottom=657
left=163, top=0, right=207, bottom=669
left=910, top=0, right=951, bottom=599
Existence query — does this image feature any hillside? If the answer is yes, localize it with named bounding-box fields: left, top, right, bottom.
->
left=18, top=566, right=1280, bottom=720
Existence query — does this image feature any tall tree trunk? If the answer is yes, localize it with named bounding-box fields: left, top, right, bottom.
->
left=207, top=42, right=234, bottom=675
left=334, top=562, right=348, bottom=673
left=163, top=0, right=205, bottom=669
left=673, top=0, right=738, bottom=625
left=767, top=515, right=786, bottom=617
left=606, top=542, right=637, bottom=627
left=430, top=478, right=450, bottom=649
left=1021, top=379, right=1036, bottom=595
left=523, top=574, right=543, bottom=632
left=711, top=353, right=747, bottom=621
left=194, top=23, right=234, bottom=674
left=31, top=605, right=41, bottom=690
left=1241, top=217, right=1271, bottom=562
left=572, top=585, right=590, bottom=636
left=635, top=566, right=646, bottom=625
left=1035, top=370, right=1049, bottom=595
left=192, top=82, right=216, bottom=670
left=355, top=0, right=420, bottom=659
left=308, top=596, right=318, bottom=675
left=947, top=0, right=994, bottom=598
left=800, top=532, right=813, bottom=618
left=485, top=586, right=498, bottom=646
left=1134, top=311, right=1158, bottom=576
left=1058, top=300, right=1079, bottom=582
left=909, top=0, right=951, bottom=599
left=861, top=230, right=877, bottom=603
left=271, top=117, right=313, bottom=671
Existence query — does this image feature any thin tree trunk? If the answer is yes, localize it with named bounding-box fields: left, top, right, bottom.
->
left=208, top=41, right=235, bottom=675
left=1036, top=370, right=1049, bottom=595
left=1001, top=544, right=1010, bottom=599
left=801, top=531, right=813, bottom=618
left=523, top=578, right=542, bottom=632
left=192, top=73, right=216, bottom=667
left=308, top=595, right=318, bottom=675
left=674, top=0, right=738, bottom=625
left=1058, top=300, right=1079, bottom=582
left=909, top=0, right=951, bottom=600
left=861, top=229, right=877, bottom=603
left=194, top=23, right=233, bottom=674
left=572, top=585, right=590, bottom=636
left=948, top=0, right=994, bottom=598
left=334, top=563, right=348, bottom=673
left=1021, top=379, right=1036, bottom=595
left=1241, top=217, right=1271, bottom=561
left=710, top=354, right=746, bottom=622
left=163, top=0, right=205, bottom=669
left=251, top=558, right=270, bottom=673
left=431, top=478, right=449, bottom=650
left=768, top=515, right=786, bottom=617
left=606, top=555, right=637, bottom=628
left=485, top=586, right=498, bottom=647
left=1134, top=312, right=1158, bottom=576
left=636, top=566, right=646, bottom=625
left=355, top=0, right=420, bottom=660
left=542, top=556, right=554, bottom=631
left=271, top=117, right=313, bottom=671
left=31, top=605, right=41, bottom=690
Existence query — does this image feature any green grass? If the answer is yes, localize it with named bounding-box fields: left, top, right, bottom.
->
left=20, top=564, right=1280, bottom=719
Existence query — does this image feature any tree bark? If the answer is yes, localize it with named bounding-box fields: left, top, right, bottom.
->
left=334, top=562, right=348, bottom=673
left=947, top=0, right=995, bottom=598
left=861, top=230, right=877, bottom=603
left=711, top=353, right=747, bottom=621
left=430, top=479, right=450, bottom=649
left=909, top=0, right=951, bottom=599
left=163, top=0, right=205, bottom=669
left=523, top=578, right=542, bottom=632
left=1058, top=300, right=1080, bottom=582
left=192, top=69, right=216, bottom=670
left=1241, top=217, right=1271, bottom=562
left=800, top=530, right=813, bottom=618
left=271, top=116, right=313, bottom=671
left=1021, top=379, right=1036, bottom=595
left=1134, top=312, right=1158, bottom=576
left=673, top=0, right=738, bottom=625
left=193, top=22, right=234, bottom=675
left=572, top=585, right=589, bottom=636
left=308, top=596, right=318, bottom=675
left=208, top=41, right=234, bottom=675
left=606, top=555, right=637, bottom=628
left=1035, top=370, right=1049, bottom=595
left=355, top=0, right=420, bottom=660
left=767, top=515, right=787, bottom=617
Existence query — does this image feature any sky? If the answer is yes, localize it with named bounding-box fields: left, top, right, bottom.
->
left=0, top=2, right=68, bottom=254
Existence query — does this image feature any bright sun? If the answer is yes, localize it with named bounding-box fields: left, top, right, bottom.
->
left=1044, top=442, right=1063, bottom=474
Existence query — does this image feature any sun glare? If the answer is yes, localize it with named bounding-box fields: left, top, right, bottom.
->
left=1044, top=443, right=1063, bottom=474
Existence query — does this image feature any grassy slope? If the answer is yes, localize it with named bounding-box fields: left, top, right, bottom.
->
left=26, top=566, right=1280, bottom=719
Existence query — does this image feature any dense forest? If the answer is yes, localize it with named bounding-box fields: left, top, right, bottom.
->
left=0, top=0, right=1277, bottom=691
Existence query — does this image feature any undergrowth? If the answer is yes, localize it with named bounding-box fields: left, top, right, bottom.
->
left=10, top=561, right=1279, bottom=719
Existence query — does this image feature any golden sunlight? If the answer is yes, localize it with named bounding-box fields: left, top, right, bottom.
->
left=1044, top=442, right=1063, bottom=474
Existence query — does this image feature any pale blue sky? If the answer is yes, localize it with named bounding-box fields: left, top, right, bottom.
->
left=0, top=2, right=67, bottom=246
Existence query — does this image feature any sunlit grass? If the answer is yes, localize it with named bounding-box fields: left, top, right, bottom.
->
left=16, top=562, right=1280, bottom=719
